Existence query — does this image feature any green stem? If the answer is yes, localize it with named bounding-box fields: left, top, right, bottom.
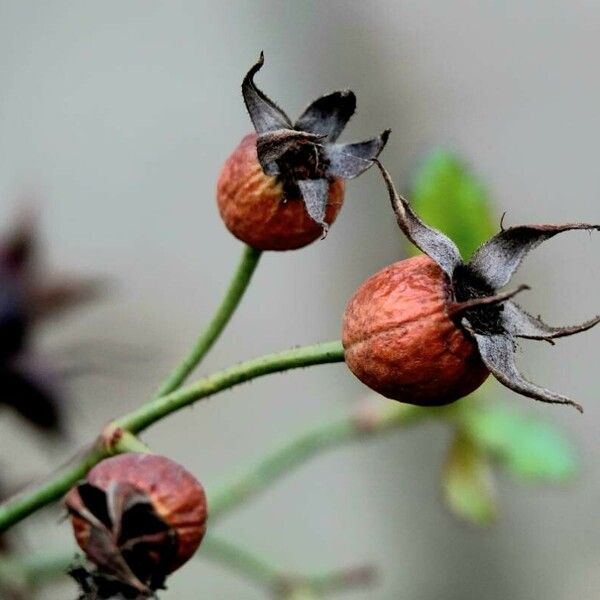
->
left=112, top=431, right=153, bottom=454
left=118, top=341, right=344, bottom=434
left=0, top=535, right=277, bottom=592
left=0, top=341, right=345, bottom=532
left=0, top=403, right=426, bottom=595
left=155, top=245, right=262, bottom=397
left=209, top=402, right=426, bottom=520
left=200, top=535, right=279, bottom=588
left=1, top=535, right=373, bottom=596
left=0, top=446, right=106, bottom=534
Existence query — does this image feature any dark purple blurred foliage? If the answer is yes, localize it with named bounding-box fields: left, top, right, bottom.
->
left=0, top=211, right=102, bottom=436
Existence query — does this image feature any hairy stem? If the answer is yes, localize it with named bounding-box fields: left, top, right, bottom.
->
left=155, top=245, right=262, bottom=397
left=118, top=341, right=345, bottom=434
left=0, top=341, right=345, bottom=532
left=0, top=401, right=426, bottom=596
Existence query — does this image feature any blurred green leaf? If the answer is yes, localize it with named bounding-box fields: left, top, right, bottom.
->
left=410, top=149, right=497, bottom=259
left=285, top=589, right=320, bottom=600
left=443, top=431, right=497, bottom=526
left=463, top=404, right=578, bottom=482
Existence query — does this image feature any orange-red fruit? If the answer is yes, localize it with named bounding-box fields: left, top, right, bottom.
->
left=66, top=453, right=207, bottom=574
left=217, top=133, right=345, bottom=251
left=342, top=255, right=489, bottom=406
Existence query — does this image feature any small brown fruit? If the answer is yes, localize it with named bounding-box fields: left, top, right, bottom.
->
left=217, top=133, right=345, bottom=250
left=343, top=255, right=489, bottom=406
left=342, top=160, right=599, bottom=411
left=217, top=53, right=389, bottom=251
left=65, top=453, right=207, bottom=597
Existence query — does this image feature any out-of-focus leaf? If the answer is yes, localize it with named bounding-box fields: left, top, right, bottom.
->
left=410, top=150, right=497, bottom=259
left=443, top=431, right=497, bottom=526
left=463, top=404, right=577, bottom=482
left=285, top=589, right=320, bottom=600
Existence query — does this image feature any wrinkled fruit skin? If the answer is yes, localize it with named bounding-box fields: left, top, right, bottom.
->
left=217, top=133, right=345, bottom=250
left=66, top=453, right=207, bottom=575
left=342, top=255, right=490, bottom=406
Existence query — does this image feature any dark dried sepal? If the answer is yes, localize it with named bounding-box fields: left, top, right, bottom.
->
left=325, top=129, right=390, bottom=179
left=256, top=129, right=323, bottom=174
left=70, top=566, right=156, bottom=600
left=295, top=90, right=356, bottom=142
left=242, top=52, right=292, bottom=134
left=67, top=481, right=176, bottom=594
left=297, top=179, right=330, bottom=228
left=470, top=331, right=583, bottom=412
left=502, top=301, right=600, bottom=342
left=468, top=223, right=600, bottom=289
left=375, top=160, right=462, bottom=278
left=448, top=285, right=529, bottom=318
left=68, top=483, right=152, bottom=593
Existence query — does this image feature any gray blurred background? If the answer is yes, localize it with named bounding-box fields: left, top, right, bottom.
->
left=0, top=1, right=599, bottom=598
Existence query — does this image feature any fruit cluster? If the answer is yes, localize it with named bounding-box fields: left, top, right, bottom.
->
left=219, top=53, right=598, bottom=412
left=63, top=54, right=598, bottom=598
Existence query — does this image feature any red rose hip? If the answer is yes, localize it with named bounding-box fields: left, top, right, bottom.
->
left=343, top=255, right=489, bottom=406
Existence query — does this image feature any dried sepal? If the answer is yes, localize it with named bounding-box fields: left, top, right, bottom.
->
left=295, top=90, right=356, bottom=142
left=469, top=331, right=583, bottom=413
left=502, top=301, right=600, bottom=342
left=242, top=52, right=292, bottom=134
left=239, top=54, right=389, bottom=228
left=373, top=162, right=598, bottom=411
left=448, top=285, right=529, bottom=318
left=256, top=129, right=322, bottom=173
left=374, top=160, right=462, bottom=278
left=66, top=454, right=207, bottom=598
left=325, top=130, right=391, bottom=179
left=297, top=179, right=330, bottom=227
left=67, top=483, right=159, bottom=595
left=468, top=223, right=600, bottom=289
left=70, top=565, right=152, bottom=600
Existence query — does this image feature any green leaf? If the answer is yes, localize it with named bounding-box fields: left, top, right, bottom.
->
left=463, top=404, right=578, bottom=482
left=285, top=589, right=321, bottom=600
left=443, top=431, right=497, bottom=526
left=410, top=149, right=497, bottom=259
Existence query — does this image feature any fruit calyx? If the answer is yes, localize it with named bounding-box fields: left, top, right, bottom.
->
left=242, top=52, right=390, bottom=227
left=66, top=480, right=176, bottom=598
left=375, top=159, right=600, bottom=412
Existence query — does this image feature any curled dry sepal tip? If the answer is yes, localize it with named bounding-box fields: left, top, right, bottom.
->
left=343, top=160, right=599, bottom=412
left=217, top=52, right=390, bottom=250
left=65, top=453, right=207, bottom=599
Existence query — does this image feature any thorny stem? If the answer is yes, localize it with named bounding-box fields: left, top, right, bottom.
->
left=155, top=245, right=262, bottom=397
left=0, top=401, right=422, bottom=596
left=117, top=341, right=345, bottom=434
left=0, top=341, right=345, bottom=532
